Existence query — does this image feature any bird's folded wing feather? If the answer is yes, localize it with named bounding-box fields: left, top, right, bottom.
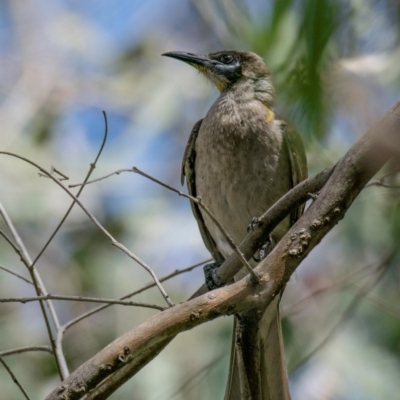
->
left=281, top=121, right=308, bottom=224
left=181, top=119, right=224, bottom=264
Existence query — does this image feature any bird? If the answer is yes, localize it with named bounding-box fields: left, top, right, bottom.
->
left=163, top=50, right=307, bottom=400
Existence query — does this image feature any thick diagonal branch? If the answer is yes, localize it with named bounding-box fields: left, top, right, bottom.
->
left=46, top=102, right=400, bottom=400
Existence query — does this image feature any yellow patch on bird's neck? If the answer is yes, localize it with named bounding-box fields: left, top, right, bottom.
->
left=191, top=63, right=228, bottom=92
left=212, top=78, right=228, bottom=92
left=263, top=105, right=274, bottom=123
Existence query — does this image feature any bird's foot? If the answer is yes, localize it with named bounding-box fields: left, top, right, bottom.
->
left=253, top=235, right=276, bottom=262
left=308, top=192, right=319, bottom=201
left=203, top=262, right=223, bottom=290
left=247, top=217, right=259, bottom=233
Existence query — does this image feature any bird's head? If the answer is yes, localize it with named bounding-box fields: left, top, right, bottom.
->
left=162, top=50, right=273, bottom=97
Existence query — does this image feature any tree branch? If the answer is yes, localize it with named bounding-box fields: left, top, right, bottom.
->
left=45, top=102, right=400, bottom=399
left=0, top=346, right=53, bottom=357
left=0, top=355, right=32, bottom=400
left=0, top=295, right=165, bottom=311
left=289, top=261, right=388, bottom=373
left=0, top=264, right=33, bottom=285
left=0, top=204, right=67, bottom=378
left=72, top=167, right=258, bottom=283
left=0, top=152, right=174, bottom=307
left=189, top=165, right=335, bottom=299
left=282, top=253, right=389, bottom=317
left=62, top=259, right=210, bottom=333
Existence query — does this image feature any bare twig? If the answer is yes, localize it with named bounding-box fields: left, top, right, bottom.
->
left=0, top=346, right=53, bottom=357
left=0, top=294, right=165, bottom=311
left=195, top=198, right=259, bottom=283
left=289, top=261, right=388, bottom=373
left=0, top=112, right=108, bottom=380
left=62, top=259, right=210, bottom=332
left=159, top=350, right=226, bottom=400
left=21, top=110, right=108, bottom=378
left=365, top=167, right=400, bottom=188
left=31, top=110, right=108, bottom=269
left=53, top=166, right=336, bottom=399
left=0, top=264, right=32, bottom=285
left=282, top=255, right=387, bottom=317
left=71, top=164, right=332, bottom=294
left=0, top=206, right=66, bottom=378
left=365, top=167, right=400, bottom=187
left=354, top=287, right=400, bottom=320
left=71, top=166, right=259, bottom=284
left=0, top=355, right=32, bottom=400
left=365, top=181, right=400, bottom=189
left=0, top=152, right=174, bottom=307
left=68, top=168, right=133, bottom=188
left=52, top=260, right=208, bottom=384
left=39, top=166, right=70, bottom=181
left=190, top=165, right=335, bottom=299
left=51, top=166, right=69, bottom=181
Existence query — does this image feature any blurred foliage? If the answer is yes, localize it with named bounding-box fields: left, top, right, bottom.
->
left=0, top=0, right=400, bottom=399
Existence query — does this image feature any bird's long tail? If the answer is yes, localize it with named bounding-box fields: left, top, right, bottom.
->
left=224, top=295, right=290, bottom=400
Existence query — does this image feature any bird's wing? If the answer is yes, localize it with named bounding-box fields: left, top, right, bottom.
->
left=281, top=121, right=308, bottom=224
left=182, top=119, right=224, bottom=263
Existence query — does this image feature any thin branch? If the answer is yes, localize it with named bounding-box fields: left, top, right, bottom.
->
left=190, top=165, right=335, bottom=299
left=71, top=166, right=259, bottom=284
left=0, top=264, right=32, bottom=285
left=365, top=167, right=400, bottom=188
left=365, top=181, right=400, bottom=189
left=356, top=288, right=400, bottom=320
left=379, top=167, right=400, bottom=180
left=0, top=295, right=165, bottom=311
left=0, top=228, right=20, bottom=253
left=196, top=198, right=259, bottom=283
left=289, top=263, right=387, bottom=374
left=160, top=351, right=227, bottom=400
left=57, top=166, right=335, bottom=398
left=0, top=152, right=174, bottom=307
left=0, top=346, right=53, bottom=357
left=0, top=355, right=32, bottom=400
left=39, top=166, right=70, bottom=181
left=68, top=168, right=133, bottom=188
left=51, top=166, right=69, bottom=181
left=23, top=110, right=108, bottom=378
left=62, top=259, right=210, bottom=332
left=52, top=260, right=208, bottom=385
left=77, top=160, right=400, bottom=301
left=31, top=110, right=108, bottom=269
left=0, top=206, right=65, bottom=378
left=282, top=256, right=386, bottom=317
left=0, top=112, right=109, bottom=378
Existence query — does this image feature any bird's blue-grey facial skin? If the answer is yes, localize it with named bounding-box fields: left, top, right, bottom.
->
left=208, top=53, right=242, bottom=82
left=162, top=51, right=242, bottom=90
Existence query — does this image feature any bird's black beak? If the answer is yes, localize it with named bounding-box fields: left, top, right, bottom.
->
left=162, top=51, right=213, bottom=69
left=162, top=51, right=234, bottom=92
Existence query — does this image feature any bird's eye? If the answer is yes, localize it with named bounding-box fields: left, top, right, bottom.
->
left=220, top=54, right=233, bottom=64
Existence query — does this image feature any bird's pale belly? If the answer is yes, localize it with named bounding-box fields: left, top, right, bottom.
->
left=195, top=136, right=291, bottom=259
